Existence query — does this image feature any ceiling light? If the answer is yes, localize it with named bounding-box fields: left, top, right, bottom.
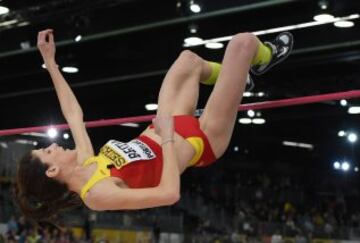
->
left=63, top=133, right=70, bottom=139
left=313, top=13, right=335, bottom=22
left=333, top=161, right=340, bottom=170
left=22, top=132, right=48, bottom=138
left=0, top=6, right=9, bottom=15
left=298, top=143, right=314, bottom=150
left=341, top=161, right=350, bottom=171
left=252, top=118, right=266, bottom=124
left=283, top=141, right=297, bottom=147
left=340, top=99, right=347, bottom=106
left=15, top=139, right=37, bottom=145
left=190, top=3, right=201, bottom=13
left=145, top=103, right=158, bottom=111
left=355, top=167, right=359, bottom=172
left=234, top=146, right=239, bottom=152
left=283, top=141, right=313, bottom=150
left=183, top=14, right=360, bottom=47
left=75, top=35, right=82, bottom=42
left=334, top=20, right=354, bottom=28
left=205, top=42, right=224, bottom=49
left=238, top=118, right=252, bottom=124
left=348, top=106, right=360, bottom=114
left=347, top=133, right=357, bottom=143
left=243, top=92, right=253, bottom=97
left=188, top=24, right=198, bottom=34
left=47, top=128, right=58, bottom=139
left=184, top=37, right=203, bottom=46
left=121, top=123, right=140, bottom=128
left=62, top=66, right=79, bottom=73
left=0, top=19, right=18, bottom=27
left=17, top=21, right=30, bottom=27
left=338, top=130, right=346, bottom=137
left=0, top=142, right=8, bottom=149
left=257, top=92, right=265, bottom=97
left=318, top=0, right=329, bottom=10
left=247, top=110, right=255, bottom=117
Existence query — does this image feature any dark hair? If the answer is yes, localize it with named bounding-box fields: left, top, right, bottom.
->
left=14, top=151, right=82, bottom=223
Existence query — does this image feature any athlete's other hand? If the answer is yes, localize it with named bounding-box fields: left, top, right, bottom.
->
left=37, top=29, right=56, bottom=63
left=152, top=115, right=174, bottom=140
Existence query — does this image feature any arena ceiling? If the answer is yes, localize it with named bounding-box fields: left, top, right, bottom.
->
left=0, top=0, right=360, bottom=173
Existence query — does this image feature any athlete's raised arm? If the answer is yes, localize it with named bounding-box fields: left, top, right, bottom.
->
left=37, top=29, right=94, bottom=160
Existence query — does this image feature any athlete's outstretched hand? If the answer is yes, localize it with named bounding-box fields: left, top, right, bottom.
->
left=37, top=29, right=56, bottom=63
left=152, top=115, right=174, bottom=140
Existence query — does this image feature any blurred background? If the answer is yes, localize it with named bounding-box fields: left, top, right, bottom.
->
left=0, top=0, right=360, bottom=242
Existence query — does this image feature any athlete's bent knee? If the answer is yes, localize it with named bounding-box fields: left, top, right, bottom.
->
left=228, top=32, right=258, bottom=54
left=177, top=50, right=203, bottom=67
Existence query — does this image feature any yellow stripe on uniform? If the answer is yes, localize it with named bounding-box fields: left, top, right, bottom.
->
left=186, top=137, right=205, bottom=166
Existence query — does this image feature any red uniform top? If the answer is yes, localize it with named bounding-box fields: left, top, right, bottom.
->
left=109, top=135, right=163, bottom=188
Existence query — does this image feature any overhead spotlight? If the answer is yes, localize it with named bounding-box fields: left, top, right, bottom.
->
left=341, top=161, right=350, bottom=171
left=347, top=133, right=357, bottom=143
left=145, top=103, right=158, bottom=111
left=75, top=35, right=82, bottom=42
left=234, top=146, right=239, bottom=152
left=252, top=118, right=266, bottom=124
left=338, top=130, right=346, bottom=137
left=238, top=118, right=252, bottom=124
left=47, top=127, right=58, bottom=139
left=184, top=36, right=203, bottom=46
left=247, top=110, right=255, bottom=118
left=313, top=13, right=335, bottom=22
left=348, top=106, right=360, bottom=114
left=0, top=6, right=9, bottom=15
left=189, top=1, right=201, bottom=13
left=63, top=133, right=70, bottom=139
left=334, top=21, right=355, bottom=28
left=205, top=42, right=224, bottom=49
left=355, top=167, right=359, bottom=172
left=340, top=99, right=347, bottom=106
left=333, top=161, right=340, bottom=170
left=62, top=66, right=79, bottom=73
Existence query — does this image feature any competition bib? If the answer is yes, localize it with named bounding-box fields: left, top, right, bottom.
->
left=100, top=139, right=156, bottom=169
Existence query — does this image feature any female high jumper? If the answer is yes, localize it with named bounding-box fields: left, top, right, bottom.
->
left=15, top=29, right=293, bottom=222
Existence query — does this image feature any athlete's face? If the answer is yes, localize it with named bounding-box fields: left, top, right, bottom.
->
left=32, top=143, right=77, bottom=177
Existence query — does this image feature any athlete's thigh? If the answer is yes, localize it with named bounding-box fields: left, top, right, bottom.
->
left=157, top=51, right=201, bottom=116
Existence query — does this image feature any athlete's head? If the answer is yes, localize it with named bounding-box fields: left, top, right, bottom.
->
left=14, top=143, right=81, bottom=223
